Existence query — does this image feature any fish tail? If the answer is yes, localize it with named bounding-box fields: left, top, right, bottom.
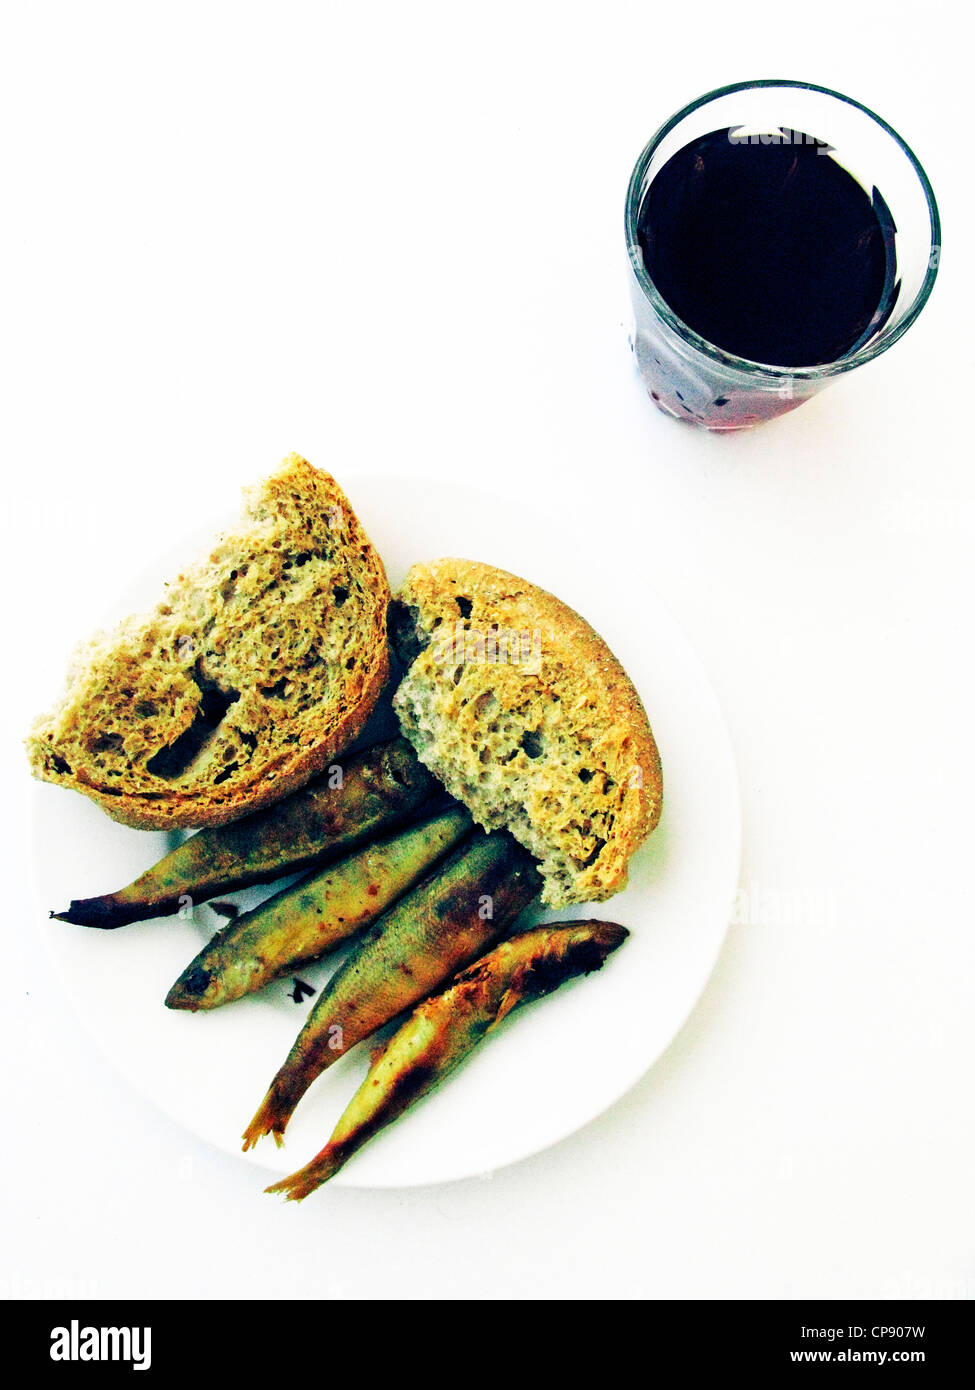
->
left=241, top=1081, right=294, bottom=1150
left=265, top=1145, right=346, bottom=1201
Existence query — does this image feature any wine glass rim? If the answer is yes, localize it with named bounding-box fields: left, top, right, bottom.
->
left=624, top=78, right=942, bottom=380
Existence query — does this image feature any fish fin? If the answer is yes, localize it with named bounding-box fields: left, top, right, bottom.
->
left=242, top=1087, right=289, bottom=1151
left=265, top=1146, right=344, bottom=1200
left=492, top=988, right=522, bottom=1026
left=209, top=900, right=240, bottom=919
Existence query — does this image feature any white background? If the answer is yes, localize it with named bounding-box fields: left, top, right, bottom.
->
left=1, top=0, right=972, bottom=1300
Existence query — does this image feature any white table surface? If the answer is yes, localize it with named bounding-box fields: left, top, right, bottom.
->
left=1, top=0, right=971, bottom=1301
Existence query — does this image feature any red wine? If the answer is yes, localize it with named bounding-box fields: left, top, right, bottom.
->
left=637, top=128, right=896, bottom=367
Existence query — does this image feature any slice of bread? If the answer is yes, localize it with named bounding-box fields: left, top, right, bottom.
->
left=27, top=455, right=390, bottom=829
left=391, top=559, right=662, bottom=907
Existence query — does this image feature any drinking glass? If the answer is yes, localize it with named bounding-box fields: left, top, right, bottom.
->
left=624, top=80, right=940, bottom=430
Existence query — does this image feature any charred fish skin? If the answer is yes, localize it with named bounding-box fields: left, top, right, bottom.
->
left=51, top=738, right=437, bottom=929
left=266, top=920, right=628, bottom=1198
left=241, top=829, right=542, bottom=1149
left=164, top=806, right=473, bottom=1011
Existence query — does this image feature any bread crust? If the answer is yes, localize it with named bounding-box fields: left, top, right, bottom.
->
left=393, top=559, right=662, bottom=905
left=59, top=663, right=390, bottom=830
left=28, top=456, right=391, bottom=830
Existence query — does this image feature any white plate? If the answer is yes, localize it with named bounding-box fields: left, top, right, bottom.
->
left=29, top=474, right=740, bottom=1189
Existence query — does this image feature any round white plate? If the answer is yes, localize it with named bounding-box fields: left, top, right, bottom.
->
left=29, top=474, right=740, bottom=1188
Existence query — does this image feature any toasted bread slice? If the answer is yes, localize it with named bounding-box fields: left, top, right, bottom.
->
left=27, top=455, right=390, bottom=829
left=391, top=559, right=662, bottom=907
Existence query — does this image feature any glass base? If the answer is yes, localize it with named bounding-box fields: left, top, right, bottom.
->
left=630, top=330, right=817, bottom=430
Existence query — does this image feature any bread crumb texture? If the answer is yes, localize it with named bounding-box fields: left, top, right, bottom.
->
left=392, top=559, right=662, bottom=907
left=27, top=455, right=390, bottom=828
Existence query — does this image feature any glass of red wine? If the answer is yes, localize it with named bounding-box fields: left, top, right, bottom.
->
left=625, top=80, right=940, bottom=430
